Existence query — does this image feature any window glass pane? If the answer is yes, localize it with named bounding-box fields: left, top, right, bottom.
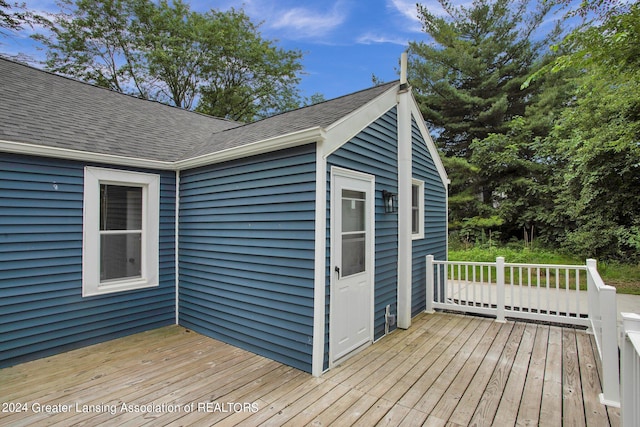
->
left=342, top=233, right=365, bottom=276
left=100, top=233, right=142, bottom=281
left=412, top=209, right=420, bottom=234
left=342, top=190, right=365, bottom=232
left=100, top=185, right=142, bottom=231
left=343, top=190, right=365, bottom=200
left=412, top=184, right=420, bottom=234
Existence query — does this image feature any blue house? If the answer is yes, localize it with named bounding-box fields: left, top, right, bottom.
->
left=0, top=57, right=448, bottom=376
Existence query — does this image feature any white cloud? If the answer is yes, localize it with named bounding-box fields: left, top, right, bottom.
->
left=269, top=3, right=347, bottom=39
left=205, top=0, right=349, bottom=41
left=388, top=0, right=421, bottom=22
left=356, top=32, right=408, bottom=46
left=386, top=0, right=423, bottom=32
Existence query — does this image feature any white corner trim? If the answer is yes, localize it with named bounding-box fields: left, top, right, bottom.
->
left=175, top=170, right=181, bottom=325
left=0, top=139, right=175, bottom=170
left=322, top=85, right=399, bottom=158
left=397, top=87, right=413, bottom=330
left=312, top=141, right=327, bottom=377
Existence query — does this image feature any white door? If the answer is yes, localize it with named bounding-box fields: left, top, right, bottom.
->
left=331, top=169, right=374, bottom=363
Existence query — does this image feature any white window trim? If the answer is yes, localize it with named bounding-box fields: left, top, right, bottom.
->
left=82, top=166, right=160, bottom=297
left=412, top=178, right=425, bottom=240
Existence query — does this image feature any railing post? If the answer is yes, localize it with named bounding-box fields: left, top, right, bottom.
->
left=586, top=259, right=597, bottom=334
left=621, top=312, right=640, bottom=427
left=425, top=255, right=435, bottom=313
left=496, top=257, right=506, bottom=323
left=588, top=258, right=621, bottom=407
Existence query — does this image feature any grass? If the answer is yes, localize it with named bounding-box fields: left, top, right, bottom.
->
left=448, top=245, right=640, bottom=295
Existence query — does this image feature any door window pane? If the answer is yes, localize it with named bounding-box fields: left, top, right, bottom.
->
left=342, top=190, right=365, bottom=233
left=341, top=189, right=366, bottom=277
left=342, top=233, right=365, bottom=276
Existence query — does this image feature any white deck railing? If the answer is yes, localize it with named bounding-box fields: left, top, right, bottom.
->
left=586, top=259, right=620, bottom=407
left=621, top=313, right=640, bottom=427
left=425, top=255, right=620, bottom=406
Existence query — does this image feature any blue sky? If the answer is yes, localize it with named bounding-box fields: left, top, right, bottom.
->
left=1, top=0, right=568, bottom=100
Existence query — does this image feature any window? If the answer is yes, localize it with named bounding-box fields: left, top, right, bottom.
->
left=341, top=189, right=367, bottom=276
left=83, top=167, right=159, bottom=296
left=412, top=179, right=424, bottom=239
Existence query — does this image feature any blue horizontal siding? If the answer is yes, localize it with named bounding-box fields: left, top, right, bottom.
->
left=327, top=107, right=399, bottom=369
left=411, top=118, right=448, bottom=316
left=178, top=145, right=317, bottom=373
left=0, top=153, right=176, bottom=368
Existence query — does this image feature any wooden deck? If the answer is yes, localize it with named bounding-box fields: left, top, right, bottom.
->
left=0, top=312, right=619, bottom=426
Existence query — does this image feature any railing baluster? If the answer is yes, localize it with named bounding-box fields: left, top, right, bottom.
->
left=496, top=257, right=505, bottom=322
left=465, top=264, right=469, bottom=306
left=535, top=267, right=540, bottom=313
left=565, top=268, right=570, bottom=318
left=545, top=267, right=552, bottom=315
left=556, top=268, right=560, bottom=316
left=472, top=265, right=477, bottom=307
left=480, top=265, right=485, bottom=307
left=518, top=266, right=523, bottom=311
left=575, top=268, right=581, bottom=317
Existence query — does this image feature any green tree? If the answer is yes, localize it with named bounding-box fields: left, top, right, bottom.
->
left=35, top=0, right=152, bottom=98
left=36, top=0, right=304, bottom=120
left=408, top=0, right=560, bottom=158
left=133, top=0, right=207, bottom=109
left=444, top=155, right=504, bottom=245
left=408, top=0, right=562, bottom=244
left=469, top=65, right=577, bottom=244
left=194, top=8, right=303, bottom=121
left=548, top=3, right=640, bottom=260
left=1, top=0, right=25, bottom=32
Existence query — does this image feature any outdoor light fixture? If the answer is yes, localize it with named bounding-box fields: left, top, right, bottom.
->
left=382, top=190, right=398, bottom=214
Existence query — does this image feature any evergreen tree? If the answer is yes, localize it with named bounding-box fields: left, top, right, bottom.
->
left=408, top=0, right=560, bottom=158
left=408, top=0, right=563, bottom=244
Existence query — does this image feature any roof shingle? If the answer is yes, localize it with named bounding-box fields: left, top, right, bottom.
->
left=0, top=58, right=399, bottom=163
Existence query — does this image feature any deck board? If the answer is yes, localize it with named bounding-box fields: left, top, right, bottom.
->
left=0, top=313, right=619, bottom=426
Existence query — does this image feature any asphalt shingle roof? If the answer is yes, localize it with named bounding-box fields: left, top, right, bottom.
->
left=0, top=58, right=240, bottom=162
left=0, top=58, right=399, bottom=163
left=182, top=80, right=399, bottom=160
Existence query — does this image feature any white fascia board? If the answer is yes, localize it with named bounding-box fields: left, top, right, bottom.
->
left=408, top=93, right=450, bottom=185
left=1, top=126, right=326, bottom=171
left=322, top=84, right=399, bottom=158
left=175, top=127, right=326, bottom=170
left=0, top=139, right=175, bottom=170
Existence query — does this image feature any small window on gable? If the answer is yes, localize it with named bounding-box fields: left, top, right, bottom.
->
left=83, top=167, right=159, bottom=297
left=412, top=179, right=425, bottom=239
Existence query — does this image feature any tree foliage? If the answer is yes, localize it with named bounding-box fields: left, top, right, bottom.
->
left=545, top=3, right=640, bottom=260
left=193, top=8, right=303, bottom=121
left=35, top=0, right=304, bottom=121
left=1, top=0, right=25, bottom=32
left=408, top=0, right=560, bottom=158
left=408, top=0, right=563, bottom=244
left=412, top=0, right=640, bottom=261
